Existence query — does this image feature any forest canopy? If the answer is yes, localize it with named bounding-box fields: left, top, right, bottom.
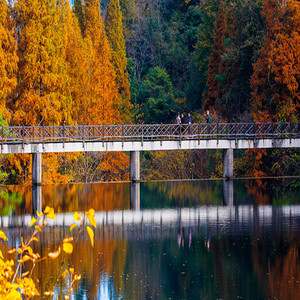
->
left=0, top=0, right=299, bottom=183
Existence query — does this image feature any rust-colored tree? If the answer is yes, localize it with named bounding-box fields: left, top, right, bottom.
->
left=203, top=0, right=227, bottom=111
left=251, top=0, right=300, bottom=122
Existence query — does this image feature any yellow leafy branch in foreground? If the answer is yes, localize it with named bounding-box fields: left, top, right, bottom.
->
left=0, top=206, right=97, bottom=299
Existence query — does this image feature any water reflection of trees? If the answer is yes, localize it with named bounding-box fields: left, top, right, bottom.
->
left=252, top=235, right=300, bottom=299
left=141, top=181, right=223, bottom=208
left=4, top=183, right=130, bottom=214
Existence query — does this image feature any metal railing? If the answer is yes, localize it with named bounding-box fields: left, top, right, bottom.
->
left=0, top=122, right=299, bottom=144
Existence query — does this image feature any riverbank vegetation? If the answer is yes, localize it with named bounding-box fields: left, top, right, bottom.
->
left=0, top=0, right=299, bottom=184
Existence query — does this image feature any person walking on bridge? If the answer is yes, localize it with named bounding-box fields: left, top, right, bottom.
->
left=205, top=110, right=211, bottom=123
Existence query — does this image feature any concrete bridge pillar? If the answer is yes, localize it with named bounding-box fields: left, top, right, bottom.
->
left=223, top=148, right=233, bottom=179
left=32, top=152, right=42, bottom=185
left=130, top=151, right=140, bottom=182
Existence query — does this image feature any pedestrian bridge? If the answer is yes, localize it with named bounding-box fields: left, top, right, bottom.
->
left=0, top=122, right=299, bottom=183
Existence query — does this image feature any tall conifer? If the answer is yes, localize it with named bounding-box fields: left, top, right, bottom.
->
left=203, top=0, right=226, bottom=110
left=251, top=0, right=300, bottom=122
left=84, top=0, right=120, bottom=124
left=13, top=0, right=70, bottom=126
left=0, top=0, right=18, bottom=121
left=73, top=0, right=85, bottom=34
left=105, top=0, right=132, bottom=122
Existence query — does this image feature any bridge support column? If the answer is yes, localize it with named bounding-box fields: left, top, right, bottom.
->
left=32, top=152, right=42, bottom=185
left=223, top=148, right=233, bottom=179
left=130, top=151, right=140, bottom=182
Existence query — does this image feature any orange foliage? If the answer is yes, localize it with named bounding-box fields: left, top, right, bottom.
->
left=84, top=0, right=121, bottom=125
left=251, top=0, right=300, bottom=122
left=13, top=0, right=70, bottom=126
left=0, top=0, right=18, bottom=121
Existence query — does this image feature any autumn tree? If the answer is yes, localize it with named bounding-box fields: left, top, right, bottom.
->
left=105, top=0, right=132, bottom=122
left=203, top=0, right=226, bottom=111
left=73, top=0, right=85, bottom=34
left=251, top=0, right=300, bottom=122
left=0, top=0, right=18, bottom=121
left=84, top=0, right=120, bottom=124
left=13, top=0, right=71, bottom=126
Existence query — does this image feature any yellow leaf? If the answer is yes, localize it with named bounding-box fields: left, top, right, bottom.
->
left=36, top=211, right=43, bottom=217
left=62, top=269, right=68, bottom=279
left=0, top=250, right=3, bottom=259
left=21, top=271, right=30, bottom=277
left=73, top=211, right=81, bottom=221
left=74, top=274, right=81, bottom=281
left=30, top=217, right=37, bottom=227
left=69, top=267, right=74, bottom=274
left=87, top=214, right=97, bottom=228
left=44, top=206, right=50, bottom=214
left=6, top=289, right=22, bottom=300
left=63, top=237, right=73, bottom=243
left=8, top=248, right=16, bottom=254
left=64, top=296, right=70, bottom=300
left=32, top=237, right=39, bottom=242
left=0, top=230, right=8, bottom=241
left=86, top=226, right=94, bottom=247
left=48, top=246, right=61, bottom=260
left=70, top=223, right=77, bottom=232
left=44, top=291, right=54, bottom=296
left=35, top=225, right=42, bottom=232
left=46, top=207, right=56, bottom=220
left=63, top=242, right=73, bottom=254
left=86, top=208, right=95, bottom=217
left=18, top=255, right=31, bottom=263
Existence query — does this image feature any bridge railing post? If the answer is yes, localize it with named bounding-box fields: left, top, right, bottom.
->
left=141, top=123, right=144, bottom=146
left=63, top=122, right=65, bottom=148
left=102, top=124, right=104, bottom=146
left=1, top=125, right=3, bottom=151
left=198, top=122, right=200, bottom=145
left=217, top=123, right=219, bottom=144
left=22, top=125, right=24, bottom=149
left=160, top=123, right=163, bottom=146
left=42, top=124, right=45, bottom=150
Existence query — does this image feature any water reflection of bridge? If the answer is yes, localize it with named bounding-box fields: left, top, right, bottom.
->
left=1, top=199, right=300, bottom=238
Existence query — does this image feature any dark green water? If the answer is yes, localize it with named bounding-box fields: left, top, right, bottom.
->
left=0, top=178, right=299, bottom=299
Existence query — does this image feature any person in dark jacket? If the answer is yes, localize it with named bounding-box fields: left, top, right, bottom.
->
left=205, top=110, right=211, bottom=123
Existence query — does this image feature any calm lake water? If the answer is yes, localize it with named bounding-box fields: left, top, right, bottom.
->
left=0, top=178, right=300, bottom=299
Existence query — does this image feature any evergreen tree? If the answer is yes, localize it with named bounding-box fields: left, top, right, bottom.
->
left=0, top=0, right=18, bottom=121
left=105, top=0, right=132, bottom=122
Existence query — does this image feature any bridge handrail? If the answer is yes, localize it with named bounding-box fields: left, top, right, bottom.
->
left=0, top=122, right=299, bottom=144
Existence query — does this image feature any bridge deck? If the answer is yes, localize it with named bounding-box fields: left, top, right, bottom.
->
left=0, top=122, right=299, bottom=154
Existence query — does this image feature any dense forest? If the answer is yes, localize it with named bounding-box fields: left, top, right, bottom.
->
left=0, top=0, right=299, bottom=184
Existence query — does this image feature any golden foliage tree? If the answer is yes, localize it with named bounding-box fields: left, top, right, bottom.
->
left=251, top=0, right=300, bottom=122
left=105, top=0, right=132, bottom=122
left=0, top=0, right=18, bottom=121
left=84, top=0, right=120, bottom=125
left=13, top=0, right=71, bottom=126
